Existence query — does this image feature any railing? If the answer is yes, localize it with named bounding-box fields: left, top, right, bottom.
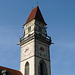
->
left=20, top=33, right=34, bottom=43
left=35, top=33, right=51, bottom=43
left=20, top=33, right=52, bottom=45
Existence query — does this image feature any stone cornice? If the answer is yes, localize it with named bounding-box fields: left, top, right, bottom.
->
left=19, top=33, right=52, bottom=46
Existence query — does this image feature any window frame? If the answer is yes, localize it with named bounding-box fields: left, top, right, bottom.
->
left=25, top=62, right=29, bottom=75
left=28, top=26, right=31, bottom=33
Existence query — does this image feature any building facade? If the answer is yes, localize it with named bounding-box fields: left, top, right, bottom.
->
left=20, top=6, right=52, bottom=75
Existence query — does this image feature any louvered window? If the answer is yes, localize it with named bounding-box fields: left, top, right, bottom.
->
left=28, top=26, right=31, bottom=33
left=39, top=26, right=42, bottom=33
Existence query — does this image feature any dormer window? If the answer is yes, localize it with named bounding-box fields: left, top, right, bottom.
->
left=28, top=26, right=31, bottom=33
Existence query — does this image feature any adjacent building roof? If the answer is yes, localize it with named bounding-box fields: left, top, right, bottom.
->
left=24, top=6, right=47, bottom=25
left=0, top=66, right=22, bottom=75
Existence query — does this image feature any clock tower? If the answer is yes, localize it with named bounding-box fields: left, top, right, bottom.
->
left=19, top=6, right=52, bottom=75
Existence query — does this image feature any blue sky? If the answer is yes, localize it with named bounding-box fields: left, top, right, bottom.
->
left=0, top=0, right=75, bottom=75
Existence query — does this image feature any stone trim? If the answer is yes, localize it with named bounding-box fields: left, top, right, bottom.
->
left=20, top=33, right=52, bottom=46
left=20, top=55, right=50, bottom=62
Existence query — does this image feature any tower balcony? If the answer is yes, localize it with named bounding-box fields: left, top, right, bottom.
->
left=19, top=33, right=52, bottom=46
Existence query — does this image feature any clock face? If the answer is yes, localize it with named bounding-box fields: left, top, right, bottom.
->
left=39, top=45, right=46, bottom=55
left=40, top=47, right=45, bottom=52
left=23, top=47, right=31, bottom=56
left=36, top=43, right=49, bottom=59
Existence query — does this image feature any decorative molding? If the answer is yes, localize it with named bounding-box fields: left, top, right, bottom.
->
left=20, top=33, right=52, bottom=46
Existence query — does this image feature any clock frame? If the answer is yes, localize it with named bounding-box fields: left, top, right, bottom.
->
left=23, top=47, right=31, bottom=56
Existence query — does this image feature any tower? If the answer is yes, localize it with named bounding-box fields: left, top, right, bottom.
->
left=19, top=6, right=52, bottom=75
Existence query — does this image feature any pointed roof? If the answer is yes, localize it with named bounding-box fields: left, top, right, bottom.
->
left=24, top=6, right=47, bottom=25
left=0, top=66, right=22, bottom=75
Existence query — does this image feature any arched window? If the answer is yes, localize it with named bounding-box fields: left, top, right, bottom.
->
left=39, top=60, right=48, bottom=75
left=25, top=62, right=29, bottom=75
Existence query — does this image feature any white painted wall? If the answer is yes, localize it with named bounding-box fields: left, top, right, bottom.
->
left=20, top=20, right=51, bottom=75
left=20, top=57, right=35, bottom=75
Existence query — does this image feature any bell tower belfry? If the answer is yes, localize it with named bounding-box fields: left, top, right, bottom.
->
left=19, top=6, right=52, bottom=75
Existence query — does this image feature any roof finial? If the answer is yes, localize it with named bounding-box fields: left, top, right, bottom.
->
left=37, top=2, right=39, bottom=6
left=32, top=6, right=33, bottom=9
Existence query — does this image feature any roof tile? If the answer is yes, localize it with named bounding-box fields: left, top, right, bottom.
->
left=24, top=6, right=47, bottom=25
left=0, top=66, right=22, bottom=75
